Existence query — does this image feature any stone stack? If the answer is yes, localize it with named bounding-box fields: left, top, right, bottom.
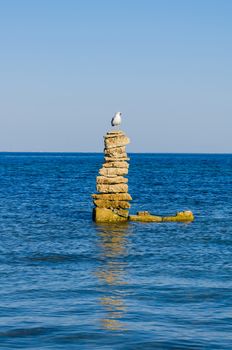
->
left=92, top=130, right=132, bottom=222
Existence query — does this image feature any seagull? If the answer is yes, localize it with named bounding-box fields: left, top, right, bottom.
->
left=111, top=112, right=122, bottom=128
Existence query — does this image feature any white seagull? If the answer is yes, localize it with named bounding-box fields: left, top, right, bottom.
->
left=111, top=112, right=122, bottom=128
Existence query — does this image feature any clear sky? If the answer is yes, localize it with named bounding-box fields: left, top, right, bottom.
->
left=0, top=0, right=231, bottom=152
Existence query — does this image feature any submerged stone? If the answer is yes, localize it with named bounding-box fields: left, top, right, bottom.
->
left=162, top=210, right=194, bottom=222
left=129, top=210, right=194, bottom=222
left=93, top=207, right=129, bottom=223
left=129, top=212, right=162, bottom=222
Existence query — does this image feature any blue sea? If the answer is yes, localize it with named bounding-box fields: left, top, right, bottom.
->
left=0, top=153, right=231, bottom=349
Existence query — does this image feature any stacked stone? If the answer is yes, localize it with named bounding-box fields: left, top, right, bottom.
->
left=92, top=130, right=132, bottom=222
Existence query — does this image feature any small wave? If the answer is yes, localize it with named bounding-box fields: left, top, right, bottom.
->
left=0, top=327, right=53, bottom=338
left=27, top=253, right=98, bottom=263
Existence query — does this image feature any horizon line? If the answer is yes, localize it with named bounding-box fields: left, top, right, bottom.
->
left=0, top=151, right=232, bottom=155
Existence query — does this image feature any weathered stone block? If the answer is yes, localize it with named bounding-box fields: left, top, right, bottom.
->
left=129, top=213, right=162, bottom=222
left=97, top=176, right=128, bottom=185
left=129, top=210, right=194, bottom=222
left=96, top=183, right=128, bottom=193
left=99, top=167, right=128, bottom=176
left=162, top=211, right=194, bottom=222
left=103, top=161, right=129, bottom=168
left=96, top=176, right=128, bottom=184
left=104, top=135, right=130, bottom=149
left=104, top=156, right=130, bottom=162
left=92, top=193, right=132, bottom=201
left=93, top=207, right=128, bottom=223
left=104, top=146, right=127, bottom=158
left=113, top=208, right=129, bottom=218
left=93, top=199, right=131, bottom=209
left=105, top=131, right=124, bottom=137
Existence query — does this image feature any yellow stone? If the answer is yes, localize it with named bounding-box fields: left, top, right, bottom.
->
left=105, top=157, right=130, bottom=162
left=104, top=146, right=127, bottom=158
left=105, top=130, right=124, bottom=137
left=129, top=213, right=162, bottom=222
left=93, top=207, right=129, bottom=223
left=99, top=167, right=128, bottom=176
left=113, top=208, right=129, bottom=217
left=129, top=210, right=194, bottom=223
left=162, top=211, right=194, bottom=222
left=92, top=193, right=132, bottom=201
left=104, top=135, right=130, bottom=149
left=96, top=176, right=128, bottom=184
left=96, top=183, right=128, bottom=193
left=93, top=199, right=131, bottom=209
left=103, top=161, right=129, bottom=168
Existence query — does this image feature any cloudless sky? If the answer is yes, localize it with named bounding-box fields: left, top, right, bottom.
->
left=0, top=0, right=231, bottom=152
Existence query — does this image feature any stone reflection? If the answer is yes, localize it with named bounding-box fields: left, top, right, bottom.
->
left=95, top=223, right=130, bottom=331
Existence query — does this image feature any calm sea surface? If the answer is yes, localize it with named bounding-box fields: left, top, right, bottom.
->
left=0, top=153, right=231, bottom=349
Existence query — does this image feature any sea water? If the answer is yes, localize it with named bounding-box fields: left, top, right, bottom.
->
left=0, top=153, right=231, bottom=349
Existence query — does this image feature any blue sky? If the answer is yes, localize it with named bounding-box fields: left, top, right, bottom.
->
left=0, top=0, right=231, bottom=152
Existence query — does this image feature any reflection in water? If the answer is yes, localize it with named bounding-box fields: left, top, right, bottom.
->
left=95, top=223, right=130, bottom=331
